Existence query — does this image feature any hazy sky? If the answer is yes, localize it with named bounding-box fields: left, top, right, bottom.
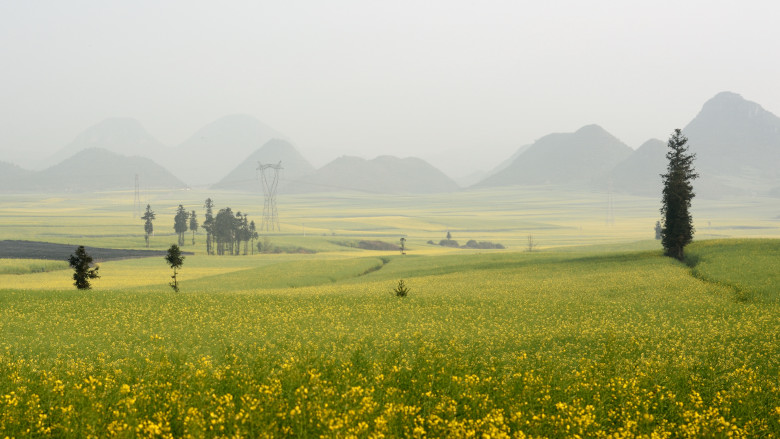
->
left=2, top=0, right=780, bottom=176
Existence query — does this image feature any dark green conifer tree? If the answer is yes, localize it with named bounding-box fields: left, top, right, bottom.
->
left=68, top=246, right=100, bottom=289
left=660, top=129, right=698, bottom=260
left=165, top=244, right=185, bottom=292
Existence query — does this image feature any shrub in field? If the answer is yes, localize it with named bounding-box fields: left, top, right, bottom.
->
left=67, top=246, right=99, bottom=289
left=439, top=239, right=460, bottom=247
left=165, top=244, right=185, bottom=292
left=393, top=279, right=410, bottom=297
left=359, top=240, right=400, bottom=251
left=463, top=240, right=505, bottom=249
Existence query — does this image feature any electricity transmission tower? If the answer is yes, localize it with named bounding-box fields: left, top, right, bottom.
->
left=133, top=174, right=141, bottom=218
left=257, top=161, right=283, bottom=231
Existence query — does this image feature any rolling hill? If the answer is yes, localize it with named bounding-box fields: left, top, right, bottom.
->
left=9, top=148, right=185, bottom=193
left=212, top=139, right=316, bottom=192
left=0, top=161, right=34, bottom=189
left=285, top=155, right=460, bottom=194
left=476, top=124, right=633, bottom=188
left=609, top=139, right=666, bottom=196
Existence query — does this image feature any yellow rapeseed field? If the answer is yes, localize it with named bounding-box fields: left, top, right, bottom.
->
left=1, top=240, right=779, bottom=437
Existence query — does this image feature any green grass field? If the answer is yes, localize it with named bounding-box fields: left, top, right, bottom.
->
left=0, top=189, right=779, bottom=437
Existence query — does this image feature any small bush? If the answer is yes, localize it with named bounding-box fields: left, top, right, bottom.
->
left=359, top=240, right=400, bottom=251
left=332, top=240, right=400, bottom=251
left=463, top=240, right=505, bottom=249
left=257, top=240, right=316, bottom=254
left=439, top=239, right=460, bottom=248
left=393, top=279, right=410, bottom=297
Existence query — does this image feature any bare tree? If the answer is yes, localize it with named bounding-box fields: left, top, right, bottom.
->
left=526, top=235, right=537, bottom=252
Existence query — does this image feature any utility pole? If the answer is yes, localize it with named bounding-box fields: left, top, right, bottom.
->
left=133, top=174, right=141, bottom=218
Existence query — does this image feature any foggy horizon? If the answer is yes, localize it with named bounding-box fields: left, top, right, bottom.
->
left=3, top=1, right=780, bottom=177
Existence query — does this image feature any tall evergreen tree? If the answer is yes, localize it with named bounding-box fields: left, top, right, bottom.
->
left=141, top=204, right=155, bottom=248
left=660, top=129, right=698, bottom=260
left=189, top=210, right=198, bottom=245
left=203, top=198, right=215, bottom=255
left=174, top=205, right=189, bottom=246
left=68, top=246, right=100, bottom=289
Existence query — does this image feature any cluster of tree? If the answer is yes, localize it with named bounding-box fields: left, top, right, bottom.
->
left=431, top=231, right=459, bottom=247
left=140, top=199, right=258, bottom=256
left=201, top=198, right=258, bottom=256
left=427, top=232, right=504, bottom=250
left=173, top=205, right=199, bottom=246
left=142, top=204, right=201, bottom=248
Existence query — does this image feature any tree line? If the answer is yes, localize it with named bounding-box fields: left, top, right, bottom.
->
left=142, top=198, right=258, bottom=256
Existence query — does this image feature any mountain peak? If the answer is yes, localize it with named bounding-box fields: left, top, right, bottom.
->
left=73, top=118, right=157, bottom=145
left=169, top=115, right=287, bottom=186
left=476, top=125, right=632, bottom=188
left=285, top=155, right=459, bottom=194
left=684, top=91, right=780, bottom=179
left=575, top=124, right=607, bottom=135
left=212, top=138, right=315, bottom=191
left=43, top=118, right=167, bottom=168
left=696, top=91, right=767, bottom=120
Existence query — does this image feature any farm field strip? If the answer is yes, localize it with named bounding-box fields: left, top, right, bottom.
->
left=2, top=188, right=778, bottom=250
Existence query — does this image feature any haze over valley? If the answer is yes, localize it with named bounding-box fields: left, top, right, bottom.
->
left=2, top=91, right=779, bottom=200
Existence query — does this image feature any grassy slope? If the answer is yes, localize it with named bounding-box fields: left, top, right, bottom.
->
left=1, top=239, right=779, bottom=437
left=686, top=238, right=780, bottom=303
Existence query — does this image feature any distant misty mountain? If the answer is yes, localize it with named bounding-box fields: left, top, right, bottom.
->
left=476, top=125, right=633, bottom=188
left=166, top=114, right=287, bottom=186
left=609, top=139, right=666, bottom=196
left=0, top=161, right=34, bottom=191
left=481, top=144, right=532, bottom=181
left=683, top=91, right=780, bottom=194
left=286, top=155, right=460, bottom=194
left=212, top=139, right=316, bottom=192
left=43, top=118, right=169, bottom=169
left=0, top=160, right=33, bottom=178
left=2, top=148, right=184, bottom=193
